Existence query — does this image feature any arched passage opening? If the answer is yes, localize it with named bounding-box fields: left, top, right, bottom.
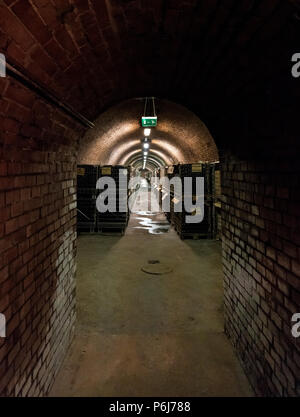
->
left=78, top=98, right=219, bottom=167
left=51, top=97, right=253, bottom=398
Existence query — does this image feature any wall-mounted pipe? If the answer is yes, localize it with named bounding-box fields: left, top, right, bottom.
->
left=4, top=57, right=94, bottom=129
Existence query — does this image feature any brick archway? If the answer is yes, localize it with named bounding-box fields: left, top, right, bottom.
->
left=78, top=98, right=219, bottom=166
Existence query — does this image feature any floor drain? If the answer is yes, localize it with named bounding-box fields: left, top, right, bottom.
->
left=141, top=262, right=172, bottom=275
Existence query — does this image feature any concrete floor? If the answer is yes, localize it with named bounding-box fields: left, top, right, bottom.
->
left=50, top=192, right=253, bottom=397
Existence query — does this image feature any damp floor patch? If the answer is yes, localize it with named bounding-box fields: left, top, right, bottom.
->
left=141, top=260, right=173, bottom=275
left=133, top=216, right=170, bottom=235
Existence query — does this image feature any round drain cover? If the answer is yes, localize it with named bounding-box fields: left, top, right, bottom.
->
left=141, top=262, right=172, bottom=275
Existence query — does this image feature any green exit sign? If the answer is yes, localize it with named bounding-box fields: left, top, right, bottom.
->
left=142, top=116, right=157, bottom=127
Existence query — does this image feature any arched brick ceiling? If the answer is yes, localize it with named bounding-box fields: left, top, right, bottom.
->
left=132, top=157, right=161, bottom=172
left=0, top=0, right=298, bottom=134
left=117, top=146, right=173, bottom=166
left=78, top=98, right=219, bottom=166
left=126, top=151, right=167, bottom=168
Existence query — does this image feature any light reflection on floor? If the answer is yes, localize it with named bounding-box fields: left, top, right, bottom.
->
left=133, top=213, right=170, bottom=234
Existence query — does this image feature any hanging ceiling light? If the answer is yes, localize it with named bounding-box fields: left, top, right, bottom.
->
left=141, top=98, right=156, bottom=170
left=142, top=97, right=157, bottom=129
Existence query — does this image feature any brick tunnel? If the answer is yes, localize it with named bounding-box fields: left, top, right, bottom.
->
left=0, top=0, right=299, bottom=398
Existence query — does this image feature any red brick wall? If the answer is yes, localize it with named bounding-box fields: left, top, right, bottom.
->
left=0, top=75, right=85, bottom=396
left=222, top=155, right=300, bottom=396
